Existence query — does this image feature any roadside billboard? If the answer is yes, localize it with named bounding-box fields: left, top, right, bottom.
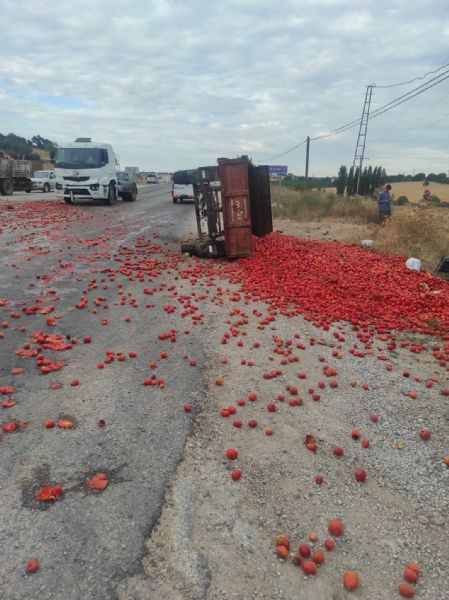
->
left=268, top=165, right=288, bottom=176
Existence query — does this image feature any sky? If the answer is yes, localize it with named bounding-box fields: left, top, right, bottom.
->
left=1, top=0, right=448, bottom=176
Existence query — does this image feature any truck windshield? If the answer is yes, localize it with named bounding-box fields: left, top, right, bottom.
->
left=55, top=148, right=108, bottom=169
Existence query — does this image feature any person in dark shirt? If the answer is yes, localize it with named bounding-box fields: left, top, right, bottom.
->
left=377, top=184, right=392, bottom=223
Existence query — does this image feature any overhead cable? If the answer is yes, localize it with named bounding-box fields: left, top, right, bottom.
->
left=311, top=68, right=449, bottom=141
left=261, top=138, right=307, bottom=162
left=376, top=60, right=449, bottom=88
left=260, top=65, right=449, bottom=157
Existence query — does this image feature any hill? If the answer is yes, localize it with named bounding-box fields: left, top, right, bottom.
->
left=0, top=133, right=56, bottom=160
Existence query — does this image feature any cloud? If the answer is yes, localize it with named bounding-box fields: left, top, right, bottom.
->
left=328, top=11, right=373, bottom=34
left=0, top=0, right=448, bottom=175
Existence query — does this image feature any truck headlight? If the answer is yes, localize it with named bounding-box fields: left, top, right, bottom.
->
left=90, top=184, right=99, bottom=190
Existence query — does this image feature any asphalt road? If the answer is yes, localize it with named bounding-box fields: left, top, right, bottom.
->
left=0, top=185, right=204, bottom=599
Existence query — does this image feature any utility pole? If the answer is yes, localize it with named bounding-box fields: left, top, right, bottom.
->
left=352, top=85, right=374, bottom=194
left=304, top=136, right=310, bottom=190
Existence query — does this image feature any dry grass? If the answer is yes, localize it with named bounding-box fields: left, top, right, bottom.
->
left=389, top=181, right=449, bottom=203
left=271, top=188, right=378, bottom=223
left=373, top=206, right=449, bottom=270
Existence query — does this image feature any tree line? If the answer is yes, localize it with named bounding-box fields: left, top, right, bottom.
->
left=335, top=165, right=449, bottom=197
left=387, top=172, right=448, bottom=184
left=336, top=165, right=387, bottom=196
left=0, top=133, right=57, bottom=160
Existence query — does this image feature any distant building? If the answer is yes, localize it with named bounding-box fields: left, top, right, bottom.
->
left=124, top=167, right=139, bottom=178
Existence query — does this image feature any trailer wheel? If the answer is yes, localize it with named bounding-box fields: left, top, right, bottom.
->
left=43, top=183, right=50, bottom=193
left=0, top=179, right=14, bottom=196
left=105, top=183, right=116, bottom=205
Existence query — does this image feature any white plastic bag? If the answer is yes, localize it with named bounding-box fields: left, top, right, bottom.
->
left=405, top=257, right=421, bottom=271
left=360, top=239, right=373, bottom=248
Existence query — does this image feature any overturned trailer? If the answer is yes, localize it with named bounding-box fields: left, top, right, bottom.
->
left=175, top=156, right=272, bottom=259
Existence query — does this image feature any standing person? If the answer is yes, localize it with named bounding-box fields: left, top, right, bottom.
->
left=377, top=184, right=392, bottom=223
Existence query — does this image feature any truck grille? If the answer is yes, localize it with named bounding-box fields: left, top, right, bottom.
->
left=65, top=188, right=90, bottom=195
left=63, top=176, right=89, bottom=182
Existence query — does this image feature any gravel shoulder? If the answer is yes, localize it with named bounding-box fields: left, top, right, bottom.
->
left=119, top=294, right=449, bottom=600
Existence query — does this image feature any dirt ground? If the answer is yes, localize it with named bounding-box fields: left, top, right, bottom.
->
left=274, top=219, right=371, bottom=245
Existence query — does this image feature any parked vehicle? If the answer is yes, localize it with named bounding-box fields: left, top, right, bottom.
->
left=172, top=182, right=194, bottom=203
left=30, top=170, right=56, bottom=193
left=53, top=138, right=128, bottom=205
left=146, top=173, right=158, bottom=184
left=0, top=151, right=32, bottom=195
left=116, top=171, right=137, bottom=202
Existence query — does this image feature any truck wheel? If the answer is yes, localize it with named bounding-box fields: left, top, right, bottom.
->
left=125, top=190, right=137, bottom=202
left=0, top=179, right=14, bottom=195
left=105, top=183, right=116, bottom=205
left=43, top=183, right=50, bottom=193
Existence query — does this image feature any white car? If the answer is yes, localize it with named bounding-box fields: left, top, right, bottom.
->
left=30, top=170, right=56, bottom=193
left=172, top=183, right=194, bottom=203
left=146, top=173, right=158, bottom=184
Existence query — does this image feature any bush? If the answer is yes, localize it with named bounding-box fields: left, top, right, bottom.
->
left=394, top=195, right=409, bottom=205
left=281, top=179, right=304, bottom=192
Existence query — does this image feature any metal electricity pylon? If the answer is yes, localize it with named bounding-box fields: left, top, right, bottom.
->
left=352, top=85, right=374, bottom=194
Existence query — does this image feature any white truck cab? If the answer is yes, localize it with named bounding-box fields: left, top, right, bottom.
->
left=53, top=138, right=119, bottom=205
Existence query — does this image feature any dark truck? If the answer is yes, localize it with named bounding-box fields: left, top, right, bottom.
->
left=0, top=152, right=32, bottom=195
left=116, top=171, right=137, bottom=202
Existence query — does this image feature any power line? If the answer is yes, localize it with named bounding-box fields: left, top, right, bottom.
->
left=391, top=96, right=449, bottom=147
left=389, top=86, right=449, bottom=144
left=259, top=65, right=449, bottom=159
left=310, top=119, right=360, bottom=141
left=370, top=68, right=449, bottom=117
left=260, top=138, right=307, bottom=162
left=311, top=68, right=449, bottom=142
left=375, top=60, right=449, bottom=88
left=369, top=72, right=449, bottom=121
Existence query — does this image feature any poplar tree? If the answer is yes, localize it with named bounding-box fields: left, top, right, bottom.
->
left=336, top=165, right=348, bottom=195
left=346, top=166, right=354, bottom=197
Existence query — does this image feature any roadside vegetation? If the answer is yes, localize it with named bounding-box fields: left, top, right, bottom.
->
left=271, top=187, right=378, bottom=223
left=374, top=207, right=449, bottom=270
